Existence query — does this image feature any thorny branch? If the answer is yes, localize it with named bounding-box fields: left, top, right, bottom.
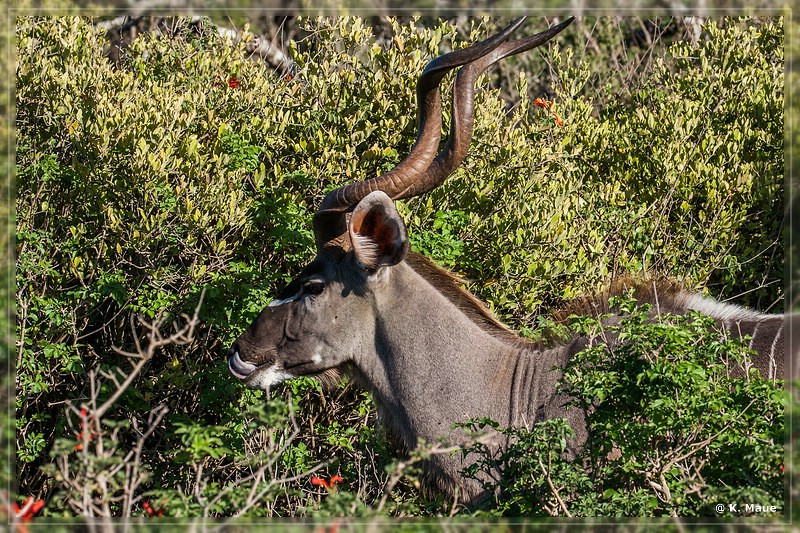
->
left=375, top=434, right=496, bottom=513
left=202, top=395, right=305, bottom=518
left=98, top=299, right=202, bottom=419
left=55, top=292, right=204, bottom=518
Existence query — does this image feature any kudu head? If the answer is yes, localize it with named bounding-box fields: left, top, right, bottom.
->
left=228, top=17, right=575, bottom=391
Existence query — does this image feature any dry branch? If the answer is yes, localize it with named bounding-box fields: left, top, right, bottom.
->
left=54, top=293, right=204, bottom=518
left=95, top=15, right=297, bottom=76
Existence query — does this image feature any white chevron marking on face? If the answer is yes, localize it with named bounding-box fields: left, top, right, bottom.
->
left=268, top=289, right=302, bottom=307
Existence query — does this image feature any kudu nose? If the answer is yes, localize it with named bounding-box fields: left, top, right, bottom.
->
left=229, top=343, right=239, bottom=356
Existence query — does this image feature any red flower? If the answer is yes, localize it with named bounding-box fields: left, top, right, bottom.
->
left=75, top=408, right=96, bottom=451
left=13, top=497, right=44, bottom=523
left=311, top=475, right=343, bottom=491
left=142, top=500, right=167, bottom=517
left=212, top=75, right=241, bottom=89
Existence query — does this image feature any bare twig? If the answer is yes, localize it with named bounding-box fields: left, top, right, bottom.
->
left=54, top=293, right=204, bottom=518
left=122, top=404, right=170, bottom=517
left=96, top=291, right=203, bottom=419
left=202, top=394, right=303, bottom=517
left=537, top=454, right=572, bottom=517
left=375, top=436, right=494, bottom=512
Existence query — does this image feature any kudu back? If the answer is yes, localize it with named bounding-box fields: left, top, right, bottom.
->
left=229, top=17, right=787, bottom=504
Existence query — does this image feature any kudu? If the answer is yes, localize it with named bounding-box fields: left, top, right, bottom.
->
left=228, top=17, right=787, bottom=503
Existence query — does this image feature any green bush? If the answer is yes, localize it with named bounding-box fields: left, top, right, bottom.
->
left=409, top=17, right=783, bottom=322
left=14, top=15, right=784, bottom=519
left=461, top=295, right=785, bottom=517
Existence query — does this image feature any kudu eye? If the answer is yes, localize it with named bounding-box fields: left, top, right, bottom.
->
left=303, top=280, right=325, bottom=296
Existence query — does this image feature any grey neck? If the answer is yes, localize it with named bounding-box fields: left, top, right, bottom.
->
left=350, top=262, right=521, bottom=449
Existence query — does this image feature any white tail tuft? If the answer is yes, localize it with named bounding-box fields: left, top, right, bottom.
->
left=682, top=293, right=767, bottom=321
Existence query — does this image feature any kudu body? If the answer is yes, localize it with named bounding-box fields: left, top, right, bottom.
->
left=229, top=18, right=787, bottom=504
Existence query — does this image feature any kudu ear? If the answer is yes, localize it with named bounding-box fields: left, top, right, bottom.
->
left=348, top=191, right=409, bottom=270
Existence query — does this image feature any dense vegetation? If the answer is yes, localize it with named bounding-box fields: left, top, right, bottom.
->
left=13, top=15, right=785, bottom=520
left=462, top=297, right=784, bottom=517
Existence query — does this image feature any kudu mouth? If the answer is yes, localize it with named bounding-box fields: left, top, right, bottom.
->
left=228, top=348, right=256, bottom=380
left=228, top=345, right=321, bottom=383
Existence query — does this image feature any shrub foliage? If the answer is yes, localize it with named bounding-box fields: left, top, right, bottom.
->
left=14, top=16, right=784, bottom=518
left=461, top=296, right=784, bottom=516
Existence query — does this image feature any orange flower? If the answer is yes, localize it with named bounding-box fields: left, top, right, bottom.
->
left=311, top=475, right=344, bottom=491
left=316, top=523, right=340, bottom=533
left=534, top=97, right=563, bottom=126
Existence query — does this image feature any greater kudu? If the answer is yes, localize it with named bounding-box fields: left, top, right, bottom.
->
left=228, top=17, right=787, bottom=503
